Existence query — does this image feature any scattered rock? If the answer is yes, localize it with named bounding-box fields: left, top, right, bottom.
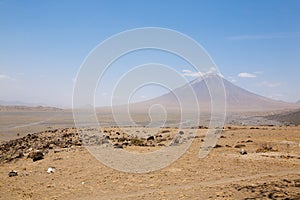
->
left=0, top=127, right=176, bottom=163
left=8, top=170, right=18, bottom=177
left=121, top=141, right=128, bottom=146
left=171, top=136, right=184, bottom=146
left=49, top=144, right=55, bottom=149
left=171, top=137, right=180, bottom=146
left=54, top=149, right=62, bottom=153
left=234, top=178, right=300, bottom=199
left=29, top=151, right=44, bottom=162
left=241, top=140, right=253, bottom=143
left=0, top=128, right=82, bottom=163
left=214, top=144, right=223, bottom=148
left=130, top=138, right=144, bottom=146
left=47, top=167, right=56, bottom=173
left=240, top=149, right=247, bottom=155
left=235, top=144, right=246, bottom=148
left=146, top=136, right=155, bottom=141
left=113, top=143, right=123, bottom=149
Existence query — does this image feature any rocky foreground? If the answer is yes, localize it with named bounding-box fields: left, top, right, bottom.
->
left=0, top=126, right=300, bottom=199
left=0, top=128, right=81, bottom=164
left=0, top=127, right=190, bottom=164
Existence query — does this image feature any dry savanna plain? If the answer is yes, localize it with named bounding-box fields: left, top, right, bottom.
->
left=0, top=109, right=300, bottom=200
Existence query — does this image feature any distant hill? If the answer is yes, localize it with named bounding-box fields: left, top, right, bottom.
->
left=0, top=100, right=49, bottom=107
left=0, top=100, right=63, bottom=111
left=130, top=74, right=298, bottom=112
left=266, top=109, right=300, bottom=125
left=0, top=105, right=62, bottom=112
left=297, top=100, right=300, bottom=104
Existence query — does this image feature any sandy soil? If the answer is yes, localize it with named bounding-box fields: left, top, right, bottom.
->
left=0, top=126, right=299, bottom=200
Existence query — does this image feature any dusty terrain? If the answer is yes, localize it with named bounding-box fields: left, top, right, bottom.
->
left=267, top=109, right=300, bottom=126
left=0, top=125, right=300, bottom=200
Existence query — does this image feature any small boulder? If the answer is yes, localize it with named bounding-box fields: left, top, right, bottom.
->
left=234, top=144, right=246, bottom=148
left=47, top=167, right=56, bottom=173
left=146, top=136, right=155, bottom=141
left=240, top=149, right=247, bottom=155
left=214, top=144, right=223, bottom=148
left=29, top=151, right=44, bottom=162
left=8, top=170, right=18, bottom=177
left=171, top=137, right=181, bottom=146
left=113, top=143, right=123, bottom=149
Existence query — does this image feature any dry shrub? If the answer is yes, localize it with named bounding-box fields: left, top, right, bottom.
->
left=256, top=143, right=278, bottom=153
left=130, top=137, right=144, bottom=146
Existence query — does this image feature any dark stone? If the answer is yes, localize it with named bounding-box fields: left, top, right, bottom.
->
left=32, top=151, right=44, bottom=162
left=214, top=144, right=223, bottom=148
left=171, top=137, right=180, bottom=146
left=122, top=142, right=129, bottom=146
left=147, top=136, right=155, bottom=141
left=117, top=137, right=126, bottom=142
left=113, top=143, right=123, bottom=149
left=8, top=171, right=18, bottom=177
left=235, top=144, right=246, bottom=148
left=15, top=150, right=24, bottom=159
left=240, top=149, right=247, bottom=155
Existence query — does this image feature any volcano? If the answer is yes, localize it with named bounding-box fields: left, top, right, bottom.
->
left=129, top=74, right=298, bottom=112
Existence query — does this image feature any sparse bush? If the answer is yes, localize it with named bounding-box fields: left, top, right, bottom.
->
left=130, top=137, right=144, bottom=146
left=117, top=137, right=126, bottom=142
left=256, top=143, right=278, bottom=153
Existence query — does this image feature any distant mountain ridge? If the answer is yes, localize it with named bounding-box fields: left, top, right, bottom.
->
left=0, top=100, right=63, bottom=110
left=0, top=100, right=62, bottom=111
left=0, top=105, right=62, bottom=112
left=0, top=100, right=38, bottom=107
left=0, top=100, right=53, bottom=107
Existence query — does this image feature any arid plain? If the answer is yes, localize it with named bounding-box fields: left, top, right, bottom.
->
left=0, top=108, right=300, bottom=200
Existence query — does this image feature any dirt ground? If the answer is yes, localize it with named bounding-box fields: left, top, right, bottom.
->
left=0, top=126, right=300, bottom=199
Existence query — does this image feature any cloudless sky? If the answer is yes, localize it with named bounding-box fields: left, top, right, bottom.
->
left=1, top=0, right=300, bottom=107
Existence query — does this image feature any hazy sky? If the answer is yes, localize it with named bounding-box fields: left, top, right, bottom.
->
left=1, top=0, right=300, bottom=107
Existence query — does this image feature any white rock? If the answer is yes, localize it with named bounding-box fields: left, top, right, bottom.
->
left=47, top=167, right=55, bottom=173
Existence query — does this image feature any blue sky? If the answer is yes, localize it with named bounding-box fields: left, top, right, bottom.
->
left=1, top=0, right=300, bottom=107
